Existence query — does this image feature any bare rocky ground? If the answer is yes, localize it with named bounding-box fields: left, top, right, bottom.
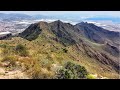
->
left=0, top=67, right=29, bottom=79
left=0, top=60, right=29, bottom=79
left=0, top=50, right=29, bottom=79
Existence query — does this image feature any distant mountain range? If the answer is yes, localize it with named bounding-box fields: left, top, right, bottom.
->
left=0, top=13, right=33, bottom=21
left=0, top=13, right=120, bottom=23
left=0, top=13, right=55, bottom=21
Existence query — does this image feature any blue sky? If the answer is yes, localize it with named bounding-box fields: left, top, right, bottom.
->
left=0, top=11, right=120, bottom=18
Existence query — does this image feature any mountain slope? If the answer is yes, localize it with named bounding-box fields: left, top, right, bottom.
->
left=19, top=20, right=119, bottom=77
left=0, top=20, right=119, bottom=79
left=75, top=22, right=120, bottom=45
left=75, top=22, right=120, bottom=58
left=19, top=23, right=42, bottom=41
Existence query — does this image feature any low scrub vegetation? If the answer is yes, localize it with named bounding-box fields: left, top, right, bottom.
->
left=1, top=56, right=19, bottom=71
left=86, top=74, right=96, bottom=79
left=55, top=61, right=88, bottom=79
left=14, top=44, right=29, bottom=57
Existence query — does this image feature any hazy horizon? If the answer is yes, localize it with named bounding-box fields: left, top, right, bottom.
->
left=0, top=11, right=120, bottom=18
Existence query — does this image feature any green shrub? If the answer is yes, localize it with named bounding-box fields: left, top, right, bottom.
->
left=86, top=74, right=96, bottom=79
left=2, top=47, right=13, bottom=56
left=0, top=44, right=7, bottom=48
left=56, top=62, right=88, bottom=79
left=15, top=44, right=29, bottom=57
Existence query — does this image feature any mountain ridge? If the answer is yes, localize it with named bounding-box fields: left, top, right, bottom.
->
left=19, top=20, right=119, bottom=74
left=0, top=20, right=119, bottom=79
